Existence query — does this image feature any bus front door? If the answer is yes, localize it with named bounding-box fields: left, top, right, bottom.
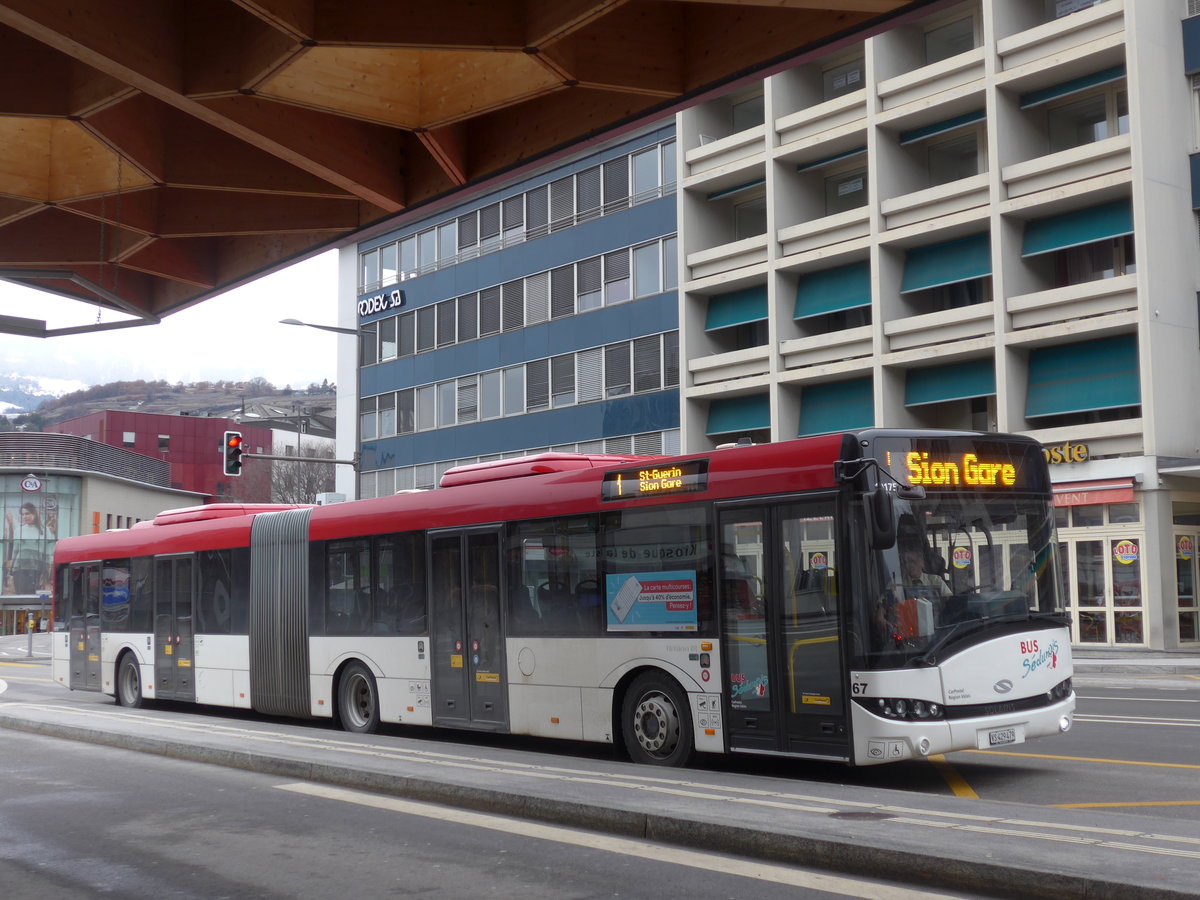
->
left=68, top=564, right=101, bottom=691
left=719, top=500, right=847, bottom=759
left=153, top=556, right=195, bottom=702
left=429, top=529, right=508, bottom=731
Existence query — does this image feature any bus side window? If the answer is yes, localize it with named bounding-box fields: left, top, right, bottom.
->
left=374, top=532, right=426, bottom=635
left=506, top=516, right=598, bottom=635
left=326, top=539, right=370, bottom=635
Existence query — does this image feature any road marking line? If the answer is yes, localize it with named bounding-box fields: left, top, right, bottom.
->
left=275, top=782, right=968, bottom=900
left=927, top=754, right=979, bottom=799
left=1053, top=801, right=1200, bottom=810
left=965, top=749, right=1200, bottom=770
left=9, top=703, right=1200, bottom=862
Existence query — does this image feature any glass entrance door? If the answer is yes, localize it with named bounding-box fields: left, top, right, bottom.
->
left=719, top=498, right=846, bottom=758
left=1175, top=531, right=1198, bottom=644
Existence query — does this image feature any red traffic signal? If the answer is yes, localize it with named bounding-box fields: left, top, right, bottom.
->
left=223, top=430, right=244, bottom=476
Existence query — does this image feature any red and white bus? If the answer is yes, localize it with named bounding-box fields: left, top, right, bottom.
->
left=51, top=429, right=1074, bottom=766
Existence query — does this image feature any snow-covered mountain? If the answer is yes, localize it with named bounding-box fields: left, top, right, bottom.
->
left=0, top=372, right=89, bottom=415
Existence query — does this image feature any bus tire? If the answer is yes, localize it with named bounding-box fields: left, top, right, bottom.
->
left=621, top=672, right=694, bottom=767
left=116, top=653, right=144, bottom=709
left=337, top=662, right=380, bottom=734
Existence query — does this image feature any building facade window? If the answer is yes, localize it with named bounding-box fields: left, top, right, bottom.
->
left=358, top=138, right=676, bottom=291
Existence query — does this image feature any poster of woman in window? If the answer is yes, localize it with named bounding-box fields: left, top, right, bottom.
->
left=3, top=499, right=55, bottom=595
left=1, top=476, right=79, bottom=598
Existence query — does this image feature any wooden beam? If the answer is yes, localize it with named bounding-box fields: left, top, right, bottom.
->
left=311, top=0, right=525, bottom=49
left=198, top=94, right=407, bottom=210
left=152, top=187, right=361, bottom=237
left=664, top=0, right=903, bottom=11
left=543, top=5, right=684, bottom=97
left=0, top=25, right=72, bottom=114
left=121, top=237, right=217, bottom=287
left=417, top=123, right=468, bottom=186
left=232, top=0, right=314, bottom=42
left=183, top=2, right=306, bottom=97
left=524, top=0, right=631, bottom=48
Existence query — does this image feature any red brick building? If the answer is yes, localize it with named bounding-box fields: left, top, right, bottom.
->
left=51, top=411, right=273, bottom=501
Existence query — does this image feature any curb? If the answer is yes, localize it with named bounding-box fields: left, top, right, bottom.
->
left=1, top=713, right=1196, bottom=900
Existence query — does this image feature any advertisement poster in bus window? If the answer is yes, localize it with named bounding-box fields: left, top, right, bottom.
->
left=1, top=475, right=81, bottom=599
left=605, top=571, right=698, bottom=631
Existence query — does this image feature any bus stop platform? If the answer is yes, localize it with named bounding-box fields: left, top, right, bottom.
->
left=0, top=700, right=1196, bottom=900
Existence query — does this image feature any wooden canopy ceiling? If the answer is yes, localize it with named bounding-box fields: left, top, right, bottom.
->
left=0, top=0, right=917, bottom=337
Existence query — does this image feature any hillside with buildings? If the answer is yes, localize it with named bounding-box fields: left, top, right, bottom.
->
left=1, top=377, right=335, bottom=430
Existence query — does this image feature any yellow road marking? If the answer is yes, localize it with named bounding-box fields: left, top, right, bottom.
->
left=965, top=749, right=1200, bottom=770
left=0, top=662, right=43, bottom=668
left=927, top=754, right=979, bottom=799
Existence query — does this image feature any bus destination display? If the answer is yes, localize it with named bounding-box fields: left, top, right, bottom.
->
left=875, top=439, right=1045, bottom=492
left=601, top=460, right=709, bottom=501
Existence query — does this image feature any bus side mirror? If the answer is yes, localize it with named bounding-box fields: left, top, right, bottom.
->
left=867, top=490, right=896, bottom=549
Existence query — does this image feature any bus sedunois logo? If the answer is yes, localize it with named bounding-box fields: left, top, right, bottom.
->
left=993, top=679, right=1014, bottom=694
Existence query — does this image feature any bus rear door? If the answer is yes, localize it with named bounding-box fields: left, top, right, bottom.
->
left=154, top=555, right=195, bottom=702
left=718, top=499, right=847, bottom=759
left=68, top=563, right=101, bottom=691
left=429, top=528, right=508, bottom=731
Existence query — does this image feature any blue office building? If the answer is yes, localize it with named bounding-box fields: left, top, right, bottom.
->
left=341, top=123, right=679, bottom=498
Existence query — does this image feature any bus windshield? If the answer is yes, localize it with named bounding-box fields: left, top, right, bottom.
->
left=856, top=494, right=1064, bottom=670
left=849, top=433, right=1065, bottom=669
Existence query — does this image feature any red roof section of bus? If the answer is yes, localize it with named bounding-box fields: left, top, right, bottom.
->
left=307, top=434, right=848, bottom=543
left=149, top=503, right=312, bottom=526
left=440, top=453, right=650, bottom=488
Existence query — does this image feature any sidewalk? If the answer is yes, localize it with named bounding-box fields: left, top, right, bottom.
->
left=1071, top=648, right=1200, bottom=675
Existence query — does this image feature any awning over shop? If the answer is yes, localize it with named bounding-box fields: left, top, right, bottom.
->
left=1053, top=478, right=1135, bottom=507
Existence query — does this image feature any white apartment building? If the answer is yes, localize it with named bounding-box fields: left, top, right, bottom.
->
left=676, top=0, right=1200, bottom=649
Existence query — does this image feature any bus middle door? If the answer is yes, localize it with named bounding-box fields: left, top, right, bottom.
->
left=154, top=556, right=196, bottom=702
left=719, top=499, right=847, bottom=760
left=429, top=529, right=508, bottom=731
left=68, top=563, right=101, bottom=691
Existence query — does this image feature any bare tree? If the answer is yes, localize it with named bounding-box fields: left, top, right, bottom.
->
left=227, top=454, right=273, bottom=504
left=271, top=443, right=336, bottom=503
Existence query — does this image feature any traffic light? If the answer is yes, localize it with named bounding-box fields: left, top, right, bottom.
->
left=222, top=431, right=244, bottom=476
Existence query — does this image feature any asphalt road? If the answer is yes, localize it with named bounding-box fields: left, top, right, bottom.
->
left=2, top=635, right=1199, bottom=898
left=1, top=726, right=973, bottom=900
left=2, top=635, right=1198, bottom=822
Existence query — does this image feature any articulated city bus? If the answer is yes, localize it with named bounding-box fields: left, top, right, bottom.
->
left=51, top=429, right=1074, bottom=767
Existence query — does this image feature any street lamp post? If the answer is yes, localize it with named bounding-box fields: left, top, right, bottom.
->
left=280, top=317, right=360, bottom=500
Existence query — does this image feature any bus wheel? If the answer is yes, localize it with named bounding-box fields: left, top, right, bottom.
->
left=337, top=662, right=380, bottom=734
left=622, top=673, right=694, bottom=767
left=116, top=654, right=144, bottom=709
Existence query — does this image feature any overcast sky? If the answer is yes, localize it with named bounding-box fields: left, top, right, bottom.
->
left=0, top=250, right=340, bottom=392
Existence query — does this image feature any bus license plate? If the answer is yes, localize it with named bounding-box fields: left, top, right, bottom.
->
left=979, top=725, right=1023, bottom=749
